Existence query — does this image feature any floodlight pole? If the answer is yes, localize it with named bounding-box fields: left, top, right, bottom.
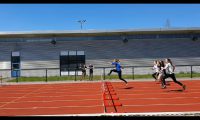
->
left=78, top=20, right=86, bottom=30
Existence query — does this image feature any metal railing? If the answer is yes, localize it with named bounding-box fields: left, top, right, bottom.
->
left=0, top=65, right=199, bottom=83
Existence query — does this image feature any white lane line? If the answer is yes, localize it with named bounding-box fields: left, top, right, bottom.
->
left=0, top=99, right=101, bottom=104
left=0, top=105, right=103, bottom=110
left=120, top=96, right=200, bottom=100
left=124, top=102, right=200, bottom=107
left=0, top=94, right=102, bottom=98
left=117, top=91, right=200, bottom=96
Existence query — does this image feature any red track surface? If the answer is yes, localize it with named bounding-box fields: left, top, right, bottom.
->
left=0, top=80, right=200, bottom=116
left=111, top=80, right=200, bottom=113
left=0, top=83, right=103, bottom=116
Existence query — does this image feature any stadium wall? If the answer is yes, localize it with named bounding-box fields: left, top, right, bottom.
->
left=0, top=34, right=200, bottom=78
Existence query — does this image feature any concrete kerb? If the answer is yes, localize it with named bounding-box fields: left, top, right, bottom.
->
left=1, top=77, right=200, bottom=86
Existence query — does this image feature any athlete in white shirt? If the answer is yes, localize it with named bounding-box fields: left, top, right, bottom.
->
left=157, top=60, right=166, bottom=88
left=152, top=60, right=159, bottom=81
left=162, top=58, right=186, bottom=90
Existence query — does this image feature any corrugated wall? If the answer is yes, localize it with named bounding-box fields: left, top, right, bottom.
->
left=0, top=38, right=200, bottom=70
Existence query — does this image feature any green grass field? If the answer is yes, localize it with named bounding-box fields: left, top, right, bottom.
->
left=8, top=72, right=200, bottom=82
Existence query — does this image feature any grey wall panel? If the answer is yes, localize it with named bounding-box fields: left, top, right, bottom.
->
left=0, top=38, right=200, bottom=70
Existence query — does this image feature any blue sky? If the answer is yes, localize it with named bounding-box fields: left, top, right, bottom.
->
left=0, top=4, right=200, bottom=31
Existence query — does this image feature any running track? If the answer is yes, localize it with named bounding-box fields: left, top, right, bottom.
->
left=0, top=80, right=200, bottom=116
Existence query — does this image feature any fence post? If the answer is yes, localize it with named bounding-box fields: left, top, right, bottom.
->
left=190, top=66, right=193, bottom=78
left=16, top=70, right=19, bottom=83
left=132, top=67, right=134, bottom=80
left=0, top=75, right=2, bottom=85
left=46, top=69, right=48, bottom=82
left=103, top=68, right=105, bottom=80
left=75, top=69, right=77, bottom=81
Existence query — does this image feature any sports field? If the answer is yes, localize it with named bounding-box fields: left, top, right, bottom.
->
left=0, top=79, right=200, bottom=116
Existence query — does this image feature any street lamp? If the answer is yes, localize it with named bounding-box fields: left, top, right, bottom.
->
left=77, top=20, right=86, bottom=30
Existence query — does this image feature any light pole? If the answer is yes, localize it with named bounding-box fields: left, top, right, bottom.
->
left=77, top=20, right=86, bottom=30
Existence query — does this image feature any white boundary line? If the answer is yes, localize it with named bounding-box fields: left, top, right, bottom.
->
left=2, top=78, right=200, bottom=86
left=29, top=111, right=200, bottom=116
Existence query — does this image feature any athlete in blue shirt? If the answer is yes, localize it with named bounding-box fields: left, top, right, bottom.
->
left=108, top=59, right=128, bottom=86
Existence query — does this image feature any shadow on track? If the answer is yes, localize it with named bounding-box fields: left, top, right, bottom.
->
left=124, top=86, right=134, bottom=89
left=165, top=89, right=183, bottom=92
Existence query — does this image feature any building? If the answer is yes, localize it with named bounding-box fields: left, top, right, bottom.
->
left=0, top=27, right=200, bottom=78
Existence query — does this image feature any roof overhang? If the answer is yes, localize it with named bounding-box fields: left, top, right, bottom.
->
left=0, top=27, right=200, bottom=38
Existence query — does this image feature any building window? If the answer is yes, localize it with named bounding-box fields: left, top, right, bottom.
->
left=11, top=51, right=20, bottom=77
left=60, top=50, right=85, bottom=76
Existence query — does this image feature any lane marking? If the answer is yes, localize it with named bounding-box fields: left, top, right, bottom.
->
left=116, top=91, right=200, bottom=96
left=29, top=111, right=200, bottom=116
left=0, top=105, right=103, bottom=110
left=124, top=102, right=200, bottom=107
left=0, top=99, right=101, bottom=104
left=120, top=96, right=200, bottom=100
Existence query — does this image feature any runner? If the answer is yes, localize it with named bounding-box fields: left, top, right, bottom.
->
left=108, top=59, right=128, bottom=86
left=162, top=58, right=186, bottom=90
left=152, top=60, right=159, bottom=81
